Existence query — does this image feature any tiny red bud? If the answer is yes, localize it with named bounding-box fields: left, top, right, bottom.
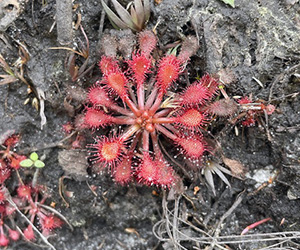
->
left=10, top=155, right=26, bottom=170
left=0, top=233, right=9, bottom=246
left=62, top=122, right=74, bottom=134
left=41, top=215, right=63, bottom=230
left=23, top=225, right=35, bottom=241
left=0, top=190, right=5, bottom=203
left=266, top=104, right=275, bottom=115
left=138, top=30, right=157, bottom=57
left=9, top=229, right=20, bottom=241
left=3, top=134, right=20, bottom=148
left=17, top=185, right=32, bottom=200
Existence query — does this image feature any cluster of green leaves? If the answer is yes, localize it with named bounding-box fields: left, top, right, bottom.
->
left=20, top=152, right=45, bottom=168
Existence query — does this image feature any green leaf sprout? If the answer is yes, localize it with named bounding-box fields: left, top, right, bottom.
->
left=30, top=152, right=39, bottom=162
left=20, top=152, right=45, bottom=168
left=20, top=159, right=34, bottom=167
left=34, top=160, right=45, bottom=168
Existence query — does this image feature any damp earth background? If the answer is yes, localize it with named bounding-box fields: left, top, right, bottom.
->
left=0, top=0, right=300, bottom=249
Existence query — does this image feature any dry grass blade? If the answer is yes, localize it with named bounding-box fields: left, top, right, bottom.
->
left=153, top=193, right=300, bottom=249
left=0, top=53, right=14, bottom=75
left=18, top=44, right=30, bottom=66
left=130, top=6, right=139, bottom=27
left=101, top=0, right=129, bottom=30
left=79, top=25, right=90, bottom=59
left=134, top=0, right=144, bottom=26
left=213, top=167, right=231, bottom=188
left=111, top=0, right=136, bottom=29
left=204, top=167, right=216, bottom=195
left=101, top=0, right=149, bottom=31
left=143, top=0, right=150, bottom=22
left=49, top=47, right=86, bottom=57
left=203, top=161, right=232, bottom=195
left=0, top=74, right=18, bottom=85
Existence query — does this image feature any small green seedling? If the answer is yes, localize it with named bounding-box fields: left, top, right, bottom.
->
left=20, top=152, right=45, bottom=168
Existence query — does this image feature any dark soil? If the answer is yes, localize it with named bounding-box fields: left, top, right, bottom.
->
left=1, top=0, right=300, bottom=249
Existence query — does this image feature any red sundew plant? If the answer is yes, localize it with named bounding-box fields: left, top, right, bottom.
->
left=79, top=30, right=228, bottom=188
left=0, top=133, right=66, bottom=247
left=237, top=96, right=275, bottom=127
left=16, top=185, right=63, bottom=237
left=0, top=183, right=64, bottom=247
left=0, top=133, right=26, bottom=184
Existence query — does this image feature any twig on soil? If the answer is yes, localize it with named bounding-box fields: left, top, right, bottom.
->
left=258, top=114, right=273, bottom=142
left=252, top=76, right=264, bottom=88
left=276, top=124, right=300, bottom=132
left=115, top=239, right=129, bottom=249
left=16, top=169, right=24, bottom=185
left=74, top=13, right=82, bottom=30
left=98, top=239, right=106, bottom=249
left=156, top=193, right=226, bottom=250
left=203, top=188, right=229, bottom=226
left=58, top=176, right=72, bottom=208
left=36, top=87, right=47, bottom=130
left=181, top=193, right=196, bottom=210
left=172, top=194, right=180, bottom=248
left=154, top=195, right=300, bottom=247
left=86, top=180, right=98, bottom=196
left=208, top=191, right=244, bottom=249
left=20, top=131, right=77, bottom=154
left=268, top=63, right=300, bottom=102
left=269, top=91, right=299, bottom=102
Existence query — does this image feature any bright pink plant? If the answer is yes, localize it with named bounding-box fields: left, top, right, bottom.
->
left=79, top=31, right=223, bottom=188
left=238, top=96, right=275, bottom=127
left=0, top=133, right=26, bottom=185
left=0, top=184, right=63, bottom=246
